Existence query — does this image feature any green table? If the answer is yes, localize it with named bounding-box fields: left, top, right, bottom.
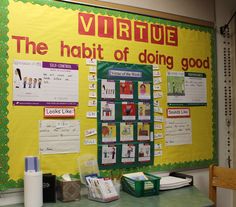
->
left=8, top=186, right=213, bottom=207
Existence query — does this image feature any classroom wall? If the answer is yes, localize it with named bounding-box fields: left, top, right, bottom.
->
left=215, top=0, right=236, bottom=207
left=99, top=0, right=215, bottom=22
left=0, top=0, right=235, bottom=206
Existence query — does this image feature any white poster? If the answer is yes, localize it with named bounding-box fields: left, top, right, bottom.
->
left=138, top=143, right=151, bottom=162
left=13, top=60, right=79, bottom=106
left=39, top=120, right=80, bottom=154
left=101, top=79, right=115, bottom=99
left=102, top=145, right=116, bottom=164
left=167, top=71, right=207, bottom=106
left=121, top=144, right=135, bottom=163
left=100, top=101, right=115, bottom=121
left=165, top=118, right=192, bottom=146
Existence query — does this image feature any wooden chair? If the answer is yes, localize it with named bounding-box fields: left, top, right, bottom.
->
left=209, top=164, right=236, bottom=206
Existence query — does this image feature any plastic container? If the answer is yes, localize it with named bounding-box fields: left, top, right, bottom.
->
left=77, top=154, right=99, bottom=185
left=121, top=172, right=160, bottom=197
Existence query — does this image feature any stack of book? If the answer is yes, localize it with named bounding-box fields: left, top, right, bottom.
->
left=86, top=176, right=119, bottom=202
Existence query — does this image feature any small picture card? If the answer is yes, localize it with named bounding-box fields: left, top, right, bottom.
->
left=154, top=107, right=163, bottom=114
left=154, top=143, right=162, bottom=150
left=138, top=102, right=151, bottom=121
left=101, top=101, right=115, bottom=121
left=84, top=139, right=97, bottom=145
left=154, top=150, right=163, bottom=157
left=102, top=145, right=116, bottom=165
left=137, top=122, right=150, bottom=141
left=152, top=64, right=160, bottom=70
left=86, top=58, right=97, bottom=65
left=102, top=123, right=116, bottom=143
left=154, top=100, right=160, bottom=107
left=85, top=128, right=97, bottom=137
left=153, top=71, right=161, bottom=77
left=154, top=91, right=163, bottom=99
left=87, top=111, right=97, bottom=118
left=138, top=81, right=151, bottom=100
left=138, top=143, right=151, bottom=162
left=120, top=80, right=133, bottom=99
left=153, top=85, right=161, bottom=91
left=154, top=133, right=163, bottom=139
left=120, top=122, right=134, bottom=142
left=154, top=77, right=162, bottom=84
left=89, top=91, right=97, bottom=98
left=88, top=100, right=97, bottom=107
left=154, top=116, right=164, bottom=122
left=101, top=79, right=115, bottom=99
left=122, top=102, right=136, bottom=121
left=89, top=83, right=96, bottom=90
left=89, top=66, right=97, bottom=73
left=121, top=144, right=135, bottom=163
left=154, top=124, right=162, bottom=130
left=88, top=74, right=97, bottom=82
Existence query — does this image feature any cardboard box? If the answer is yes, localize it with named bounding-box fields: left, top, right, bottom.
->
left=57, top=179, right=81, bottom=202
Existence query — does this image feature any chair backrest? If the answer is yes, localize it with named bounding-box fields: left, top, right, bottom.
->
left=209, top=164, right=236, bottom=206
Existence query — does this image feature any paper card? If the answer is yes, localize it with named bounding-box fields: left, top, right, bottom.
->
left=102, top=123, right=116, bottom=143
left=102, top=145, right=116, bottom=164
left=89, top=66, right=97, bottom=73
left=88, top=100, right=97, bottom=107
left=150, top=131, right=154, bottom=141
left=101, top=79, right=115, bottom=99
left=154, top=100, right=160, bottom=107
left=138, top=143, right=151, bottom=162
left=138, top=102, right=151, bottom=121
left=154, top=150, right=163, bottom=157
left=84, top=139, right=97, bottom=145
left=122, top=102, right=136, bottom=121
left=167, top=108, right=190, bottom=118
left=153, top=85, right=161, bottom=91
left=44, top=107, right=75, bottom=118
left=154, top=143, right=162, bottom=150
left=121, top=144, right=135, bottom=163
left=154, top=77, right=162, bottom=84
left=101, top=101, right=115, bottom=121
left=137, top=122, right=150, bottom=141
left=120, top=80, right=133, bottom=99
left=89, top=83, right=96, bottom=90
left=120, top=122, right=134, bottom=142
left=154, top=133, right=163, bottom=139
left=152, top=64, right=160, bottom=70
left=86, top=58, right=97, bottom=65
left=89, top=91, right=97, bottom=98
left=153, top=71, right=161, bottom=77
left=85, top=128, right=97, bottom=137
left=138, top=81, right=151, bottom=100
left=154, top=116, right=164, bottom=122
left=88, top=74, right=97, bottom=82
left=87, top=111, right=97, bottom=118
left=154, top=91, right=163, bottom=99
left=154, top=107, right=163, bottom=114
left=154, top=124, right=163, bottom=130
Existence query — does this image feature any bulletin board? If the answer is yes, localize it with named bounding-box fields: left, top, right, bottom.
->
left=0, top=0, right=217, bottom=190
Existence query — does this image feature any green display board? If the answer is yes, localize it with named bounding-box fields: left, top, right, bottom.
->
left=97, top=61, right=154, bottom=169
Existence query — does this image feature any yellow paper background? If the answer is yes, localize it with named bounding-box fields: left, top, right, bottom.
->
left=7, top=1, right=213, bottom=180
